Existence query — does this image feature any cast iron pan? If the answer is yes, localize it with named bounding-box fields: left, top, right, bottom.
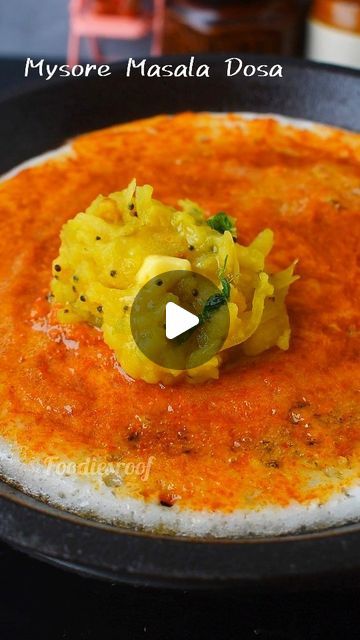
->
left=0, top=55, right=359, bottom=590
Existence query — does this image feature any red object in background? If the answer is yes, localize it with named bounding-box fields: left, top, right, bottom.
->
left=67, top=0, right=165, bottom=65
left=93, top=0, right=139, bottom=16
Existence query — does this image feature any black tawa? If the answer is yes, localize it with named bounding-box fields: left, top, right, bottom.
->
left=0, top=55, right=359, bottom=589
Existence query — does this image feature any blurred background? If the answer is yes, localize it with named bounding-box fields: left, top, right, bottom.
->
left=0, top=0, right=359, bottom=71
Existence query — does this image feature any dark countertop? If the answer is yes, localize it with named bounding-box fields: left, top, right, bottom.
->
left=2, top=541, right=360, bottom=640
left=0, top=56, right=34, bottom=95
left=0, top=55, right=358, bottom=640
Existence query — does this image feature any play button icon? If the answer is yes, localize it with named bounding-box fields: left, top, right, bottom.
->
left=130, top=270, right=230, bottom=370
left=165, top=302, right=199, bottom=340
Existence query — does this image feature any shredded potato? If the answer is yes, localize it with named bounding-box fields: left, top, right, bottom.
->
left=51, top=180, right=298, bottom=383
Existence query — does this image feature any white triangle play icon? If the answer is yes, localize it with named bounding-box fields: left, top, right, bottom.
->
left=165, top=302, right=199, bottom=340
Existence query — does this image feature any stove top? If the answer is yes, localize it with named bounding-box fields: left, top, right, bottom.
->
left=0, top=539, right=359, bottom=640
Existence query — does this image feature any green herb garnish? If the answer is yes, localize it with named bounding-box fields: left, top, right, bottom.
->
left=219, top=255, right=230, bottom=301
left=199, top=292, right=226, bottom=323
left=198, top=257, right=231, bottom=323
left=173, top=258, right=231, bottom=344
left=207, top=212, right=237, bottom=237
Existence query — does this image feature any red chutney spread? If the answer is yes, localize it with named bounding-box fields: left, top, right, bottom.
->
left=0, top=113, right=359, bottom=514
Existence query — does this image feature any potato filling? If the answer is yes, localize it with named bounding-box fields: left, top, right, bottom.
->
left=51, top=180, right=298, bottom=383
